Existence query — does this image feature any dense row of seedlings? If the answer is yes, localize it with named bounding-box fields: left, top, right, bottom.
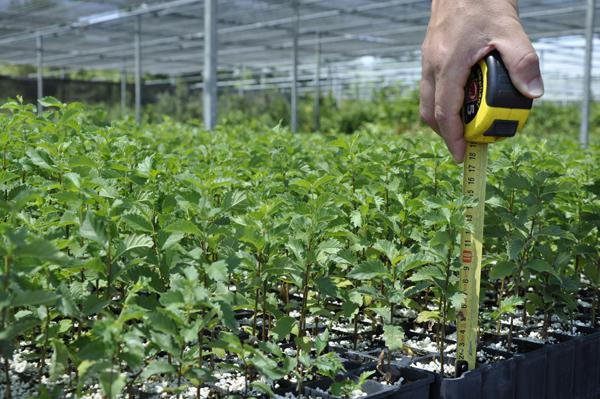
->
left=0, top=98, right=598, bottom=398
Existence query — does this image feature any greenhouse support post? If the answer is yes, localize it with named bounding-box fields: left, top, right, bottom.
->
left=36, top=35, right=43, bottom=114
left=204, top=0, right=218, bottom=131
left=580, top=0, right=596, bottom=149
left=291, top=0, right=299, bottom=133
left=134, top=15, right=142, bottom=125
left=314, top=31, right=321, bottom=132
left=120, top=65, right=127, bottom=117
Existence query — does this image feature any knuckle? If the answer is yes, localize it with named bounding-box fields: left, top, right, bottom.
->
left=419, top=106, right=434, bottom=125
left=434, top=104, right=451, bottom=123
left=515, top=50, right=540, bottom=71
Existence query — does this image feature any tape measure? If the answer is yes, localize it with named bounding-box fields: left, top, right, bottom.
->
left=455, top=51, right=532, bottom=376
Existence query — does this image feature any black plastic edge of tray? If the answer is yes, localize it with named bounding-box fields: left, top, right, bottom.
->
left=304, top=362, right=434, bottom=399
left=409, top=330, right=600, bottom=399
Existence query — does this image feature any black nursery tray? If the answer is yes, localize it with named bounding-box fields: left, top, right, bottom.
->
left=304, top=362, right=434, bottom=399
left=408, top=329, right=600, bottom=399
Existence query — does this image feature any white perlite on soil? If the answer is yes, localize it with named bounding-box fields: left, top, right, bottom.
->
left=412, top=358, right=456, bottom=376
left=0, top=348, right=284, bottom=399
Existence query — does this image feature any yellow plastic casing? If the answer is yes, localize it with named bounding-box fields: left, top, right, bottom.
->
left=463, top=59, right=531, bottom=144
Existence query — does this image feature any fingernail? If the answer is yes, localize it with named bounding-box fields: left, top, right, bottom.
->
left=527, top=77, right=544, bottom=97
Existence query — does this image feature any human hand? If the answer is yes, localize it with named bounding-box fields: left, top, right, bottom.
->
left=420, top=0, right=543, bottom=163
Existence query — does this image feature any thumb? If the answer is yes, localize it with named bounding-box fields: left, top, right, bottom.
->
left=495, top=32, right=544, bottom=99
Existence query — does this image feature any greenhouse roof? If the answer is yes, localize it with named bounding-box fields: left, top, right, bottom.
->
left=0, top=0, right=598, bottom=100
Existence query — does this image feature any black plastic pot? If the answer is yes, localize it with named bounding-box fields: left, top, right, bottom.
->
left=409, top=330, right=600, bottom=399
left=304, top=362, right=434, bottom=399
left=572, top=331, right=600, bottom=399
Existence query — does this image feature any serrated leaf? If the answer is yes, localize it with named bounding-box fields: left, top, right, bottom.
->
left=99, top=370, right=126, bottom=399
left=50, top=340, right=69, bottom=381
left=38, top=96, right=64, bottom=108
left=164, top=220, right=201, bottom=236
left=348, top=260, right=388, bottom=280
left=222, top=190, right=247, bottom=211
left=122, top=213, right=154, bottom=233
left=141, top=360, right=175, bottom=379
left=271, top=316, right=295, bottom=341
left=526, top=259, right=554, bottom=274
left=350, top=210, right=362, bottom=228
left=115, top=234, right=153, bottom=258
left=13, top=290, right=60, bottom=307
left=204, top=260, right=228, bottom=282
left=416, top=310, right=439, bottom=323
left=489, top=261, right=516, bottom=280
left=383, top=324, right=404, bottom=352
left=80, top=211, right=107, bottom=246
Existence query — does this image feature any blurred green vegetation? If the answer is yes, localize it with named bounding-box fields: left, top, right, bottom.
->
left=1, top=69, right=597, bottom=141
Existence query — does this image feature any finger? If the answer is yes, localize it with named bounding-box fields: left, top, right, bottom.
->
left=495, top=28, right=544, bottom=99
left=420, top=72, right=439, bottom=133
left=434, top=66, right=469, bottom=163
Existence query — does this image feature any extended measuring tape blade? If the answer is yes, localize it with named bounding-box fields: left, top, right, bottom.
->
left=455, top=142, right=488, bottom=375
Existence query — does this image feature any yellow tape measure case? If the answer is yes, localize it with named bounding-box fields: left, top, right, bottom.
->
left=463, top=51, right=532, bottom=143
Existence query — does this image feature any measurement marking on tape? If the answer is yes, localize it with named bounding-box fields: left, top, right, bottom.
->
left=455, top=142, right=488, bottom=371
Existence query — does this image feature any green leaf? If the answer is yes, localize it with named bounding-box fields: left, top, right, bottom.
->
left=416, top=310, right=439, bottom=323
left=141, top=360, right=176, bottom=379
left=348, top=260, right=388, bottom=280
left=449, top=292, right=466, bottom=311
left=504, top=174, right=530, bottom=190
left=383, top=324, right=404, bottom=352
left=14, top=239, right=60, bottom=260
left=99, top=370, right=126, bottom=399
left=218, top=301, right=238, bottom=331
left=373, top=240, right=399, bottom=264
left=499, top=296, right=523, bottom=313
left=80, top=212, right=107, bottom=246
left=526, top=259, right=554, bottom=274
left=136, top=156, right=154, bottom=178
left=38, top=96, right=64, bottom=108
left=222, top=191, right=247, bottom=211
left=251, top=381, right=275, bottom=397
left=489, top=261, right=516, bottom=280
left=271, top=316, right=295, bottom=340
left=164, top=220, right=202, bottom=236
left=315, top=329, right=329, bottom=355
left=122, top=213, right=154, bottom=233
left=314, top=276, right=337, bottom=298
left=50, top=340, right=69, bottom=381
left=26, top=149, right=54, bottom=171
left=408, top=265, right=444, bottom=283
left=0, top=318, right=38, bottom=340
left=350, top=210, right=362, bottom=228
left=115, top=234, right=153, bottom=258
left=204, top=260, right=228, bottom=282
left=13, top=290, right=60, bottom=307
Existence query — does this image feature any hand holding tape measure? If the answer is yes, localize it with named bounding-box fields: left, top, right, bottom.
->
left=454, top=51, right=533, bottom=376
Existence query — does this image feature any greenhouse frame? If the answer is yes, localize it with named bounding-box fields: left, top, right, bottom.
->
left=0, top=0, right=597, bottom=142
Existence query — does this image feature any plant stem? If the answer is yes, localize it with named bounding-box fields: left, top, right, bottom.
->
left=262, top=278, right=268, bottom=341
left=507, top=315, right=514, bottom=352
left=496, top=278, right=505, bottom=335
left=296, top=241, right=313, bottom=395
left=252, top=257, right=262, bottom=338
left=105, top=228, right=113, bottom=301
left=439, top=236, right=454, bottom=376
left=593, top=286, right=599, bottom=329
left=1, top=256, right=10, bottom=329
left=542, top=309, right=550, bottom=340
left=177, top=345, right=184, bottom=398
left=196, top=330, right=204, bottom=399
left=353, top=311, right=359, bottom=351
left=4, top=355, right=11, bottom=399
left=37, top=306, right=51, bottom=382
